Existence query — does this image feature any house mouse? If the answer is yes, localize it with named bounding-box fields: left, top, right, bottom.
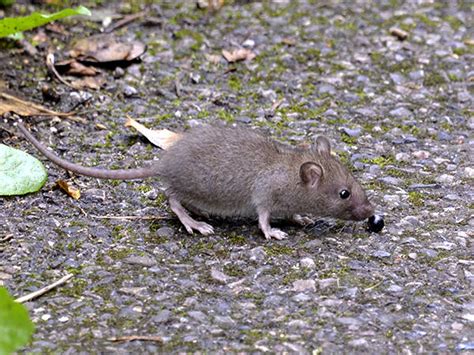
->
left=17, top=123, right=377, bottom=239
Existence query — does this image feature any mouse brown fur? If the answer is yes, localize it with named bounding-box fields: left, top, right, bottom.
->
left=17, top=123, right=374, bottom=239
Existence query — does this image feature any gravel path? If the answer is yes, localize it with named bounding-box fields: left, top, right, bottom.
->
left=1, top=1, right=473, bottom=352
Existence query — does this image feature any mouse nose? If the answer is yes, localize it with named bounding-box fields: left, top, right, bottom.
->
left=352, top=201, right=375, bottom=221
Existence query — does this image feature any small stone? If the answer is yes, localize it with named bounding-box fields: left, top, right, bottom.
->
left=389, top=107, right=412, bottom=118
left=387, top=284, right=403, bottom=293
left=292, top=279, right=316, bottom=292
left=349, top=338, right=369, bottom=348
left=431, top=242, right=456, bottom=250
left=408, top=70, right=424, bottom=80
left=249, top=246, right=267, bottom=262
left=153, top=310, right=171, bottom=323
left=395, top=152, right=410, bottom=162
left=214, top=315, right=236, bottom=328
left=123, top=85, right=138, bottom=97
left=124, top=255, right=156, bottom=267
left=236, top=116, right=252, bottom=124
left=188, top=311, right=207, bottom=322
left=378, top=177, right=402, bottom=186
left=318, top=84, right=336, bottom=95
left=242, top=39, right=255, bottom=48
left=210, top=268, right=230, bottom=284
left=300, top=257, right=315, bottom=269
left=337, top=317, right=361, bottom=326
left=436, top=174, right=455, bottom=184
left=318, top=278, right=338, bottom=289
left=413, top=150, right=430, bottom=159
left=372, top=250, right=391, bottom=258
left=464, top=167, right=474, bottom=179
left=156, top=227, right=174, bottom=238
left=58, top=316, right=69, bottom=322
left=437, top=131, right=452, bottom=141
left=189, top=72, right=201, bottom=84
left=292, top=293, right=312, bottom=302
left=341, top=127, right=362, bottom=137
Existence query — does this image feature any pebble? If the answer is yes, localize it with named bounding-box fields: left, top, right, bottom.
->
left=372, top=250, right=391, bottom=258
left=300, top=257, right=316, bottom=269
left=210, top=268, right=230, bottom=284
left=124, top=255, right=156, bottom=267
left=436, top=174, right=455, bottom=184
left=293, top=279, right=316, bottom=292
left=156, top=227, right=174, bottom=238
left=123, top=85, right=138, bottom=97
left=389, top=107, right=413, bottom=118
left=464, top=167, right=474, bottom=179
left=318, top=278, right=338, bottom=289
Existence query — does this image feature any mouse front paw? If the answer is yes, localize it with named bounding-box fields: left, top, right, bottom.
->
left=194, top=222, right=214, bottom=236
left=264, top=228, right=288, bottom=240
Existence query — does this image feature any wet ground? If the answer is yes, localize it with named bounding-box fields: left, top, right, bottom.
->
left=1, top=1, right=473, bottom=353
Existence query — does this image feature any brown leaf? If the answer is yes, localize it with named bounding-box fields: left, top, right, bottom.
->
left=55, top=59, right=101, bottom=76
left=124, top=116, right=181, bottom=150
left=70, top=35, right=146, bottom=63
left=222, top=48, right=256, bottom=63
left=389, top=27, right=408, bottom=41
left=56, top=180, right=81, bottom=200
left=0, top=91, right=86, bottom=123
left=205, top=53, right=222, bottom=65
left=70, top=76, right=106, bottom=90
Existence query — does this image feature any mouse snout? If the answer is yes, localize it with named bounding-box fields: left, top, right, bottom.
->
left=351, top=201, right=375, bottom=221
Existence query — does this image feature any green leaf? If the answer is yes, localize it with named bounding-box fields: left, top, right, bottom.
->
left=0, top=144, right=47, bottom=196
left=0, top=5, right=91, bottom=38
left=0, top=287, right=35, bottom=355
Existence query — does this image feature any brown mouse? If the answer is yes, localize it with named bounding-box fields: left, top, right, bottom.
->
left=17, top=123, right=375, bottom=239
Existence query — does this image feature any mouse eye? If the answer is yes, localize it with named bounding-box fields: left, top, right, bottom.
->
left=339, top=189, right=351, bottom=199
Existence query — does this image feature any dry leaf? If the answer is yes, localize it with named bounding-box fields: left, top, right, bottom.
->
left=56, top=180, right=81, bottom=199
left=205, top=53, right=221, bottom=65
left=124, top=116, right=181, bottom=150
left=55, top=59, right=101, bottom=76
left=389, top=27, right=408, bottom=41
left=0, top=92, right=86, bottom=123
left=281, top=37, right=296, bottom=46
left=70, top=76, right=106, bottom=90
left=70, top=35, right=146, bottom=63
left=222, top=48, right=256, bottom=63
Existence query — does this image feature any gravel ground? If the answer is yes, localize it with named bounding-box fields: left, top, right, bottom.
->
left=1, top=1, right=473, bottom=353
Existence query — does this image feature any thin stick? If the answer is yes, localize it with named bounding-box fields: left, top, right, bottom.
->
left=90, top=215, right=169, bottom=220
left=0, top=234, right=13, bottom=242
left=46, top=53, right=76, bottom=89
left=108, top=335, right=163, bottom=343
left=363, top=279, right=384, bottom=292
left=15, top=273, right=74, bottom=303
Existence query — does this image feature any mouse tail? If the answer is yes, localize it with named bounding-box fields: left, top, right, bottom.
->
left=17, top=123, right=158, bottom=180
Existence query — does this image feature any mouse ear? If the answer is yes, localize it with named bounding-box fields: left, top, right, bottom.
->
left=299, top=162, right=323, bottom=188
left=313, top=136, right=331, bottom=156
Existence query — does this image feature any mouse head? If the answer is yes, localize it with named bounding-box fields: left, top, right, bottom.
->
left=299, top=136, right=374, bottom=221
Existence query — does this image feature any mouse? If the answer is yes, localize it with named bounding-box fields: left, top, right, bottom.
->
left=17, top=123, right=376, bottom=240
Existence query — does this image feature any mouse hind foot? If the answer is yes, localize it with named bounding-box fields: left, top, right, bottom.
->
left=168, top=196, right=214, bottom=235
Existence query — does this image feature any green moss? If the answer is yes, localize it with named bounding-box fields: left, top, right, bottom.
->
left=415, top=14, right=438, bottom=27
left=408, top=191, right=424, bottom=207
left=444, top=15, right=463, bottom=30
left=136, top=184, right=153, bottom=193
left=217, top=109, right=235, bottom=123
left=61, top=278, right=88, bottom=297
left=223, top=264, right=245, bottom=277
left=341, top=134, right=357, bottom=146
left=107, top=248, right=133, bottom=260
left=424, top=72, right=446, bottom=86
left=361, top=155, right=395, bottom=168
left=228, top=75, right=242, bottom=92
left=226, top=232, right=247, bottom=246
left=264, top=244, right=294, bottom=256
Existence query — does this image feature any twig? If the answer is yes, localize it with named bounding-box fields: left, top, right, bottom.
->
left=0, top=234, right=13, bottom=243
left=90, top=215, right=169, bottom=220
left=108, top=335, right=163, bottom=343
left=104, top=11, right=145, bottom=33
left=15, top=273, right=74, bottom=303
left=46, top=53, right=76, bottom=89
left=363, top=279, right=384, bottom=292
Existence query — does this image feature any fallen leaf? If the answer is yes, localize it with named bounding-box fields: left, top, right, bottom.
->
left=0, top=91, right=86, bottom=123
left=389, top=27, right=408, bottom=40
left=56, top=180, right=81, bottom=199
left=70, top=76, right=106, bottom=90
left=0, top=144, right=47, bottom=196
left=124, top=116, right=181, bottom=150
left=281, top=37, right=296, bottom=46
left=55, top=59, right=101, bottom=76
left=222, top=48, right=256, bottom=63
left=70, top=35, right=146, bottom=63
left=205, top=53, right=221, bottom=65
